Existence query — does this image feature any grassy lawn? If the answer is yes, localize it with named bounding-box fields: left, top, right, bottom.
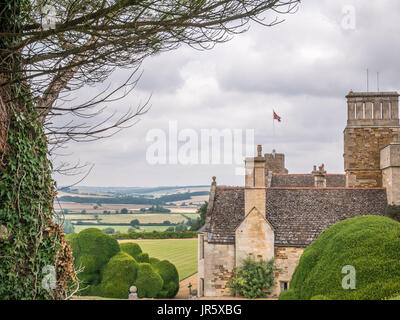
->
left=119, top=239, right=198, bottom=281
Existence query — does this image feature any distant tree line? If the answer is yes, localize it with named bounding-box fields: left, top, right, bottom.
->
left=112, top=231, right=198, bottom=240
left=57, top=191, right=209, bottom=205
left=139, top=205, right=171, bottom=213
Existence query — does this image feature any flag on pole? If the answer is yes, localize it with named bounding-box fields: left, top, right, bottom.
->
left=273, top=110, right=281, bottom=122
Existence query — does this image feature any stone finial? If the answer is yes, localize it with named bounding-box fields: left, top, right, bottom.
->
left=128, top=286, right=138, bottom=300
left=257, top=145, right=262, bottom=157
left=312, top=164, right=326, bottom=175
left=318, top=163, right=327, bottom=174
left=312, top=165, right=318, bottom=175
left=211, top=176, right=216, bottom=186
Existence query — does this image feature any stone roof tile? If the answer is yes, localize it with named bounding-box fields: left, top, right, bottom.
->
left=206, top=187, right=387, bottom=246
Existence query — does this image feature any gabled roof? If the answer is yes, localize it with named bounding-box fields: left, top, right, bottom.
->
left=204, top=186, right=387, bottom=247
left=234, top=206, right=275, bottom=233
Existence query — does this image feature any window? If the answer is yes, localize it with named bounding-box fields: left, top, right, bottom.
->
left=280, top=281, right=289, bottom=292
left=200, top=235, right=204, bottom=259
left=200, top=278, right=205, bottom=297
left=362, top=102, right=366, bottom=119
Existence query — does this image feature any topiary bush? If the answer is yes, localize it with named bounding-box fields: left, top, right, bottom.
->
left=154, top=260, right=180, bottom=298
left=228, top=256, right=276, bottom=299
left=68, top=228, right=120, bottom=293
left=280, top=216, right=400, bottom=300
left=99, top=252, right=139, bottom=299
left=136, top=252, right=150, bottom=263
left=150, top=257, right=161, bottom=265
left=310, top=295, right=330, bottom=300
left=278, top=289, right=298, bottom=300
left=135, top=263, right=164, bottom=298
left=120, top=242, right=142, bottom=260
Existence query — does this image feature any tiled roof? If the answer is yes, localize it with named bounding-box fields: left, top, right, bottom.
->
left=205, top=187, right=387, bottom=246
left=270, top=174, right=346, bottom=187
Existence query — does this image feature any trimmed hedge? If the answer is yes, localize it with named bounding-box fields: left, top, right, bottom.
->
left=99, top=252, right=139, bottom=299
left=68, top=228, right=120, bottom=293
left=67, top=230, right=181, bottom=299
left=120, top=242, right=142, bottom=260
left=150, top=257, right=161, bottom=266
left=278, top=289, right=298, bottom=300
left=136, top=252, right=150, bottom=263
left=310, top=295, right=330, bottom=300
left=135, top=263, right=164, bottom=298
left=154, top=260, right=180, bottom=298
left=112, top=231, right=197, bottom=240
left=279, top=216, right=400, bottom=300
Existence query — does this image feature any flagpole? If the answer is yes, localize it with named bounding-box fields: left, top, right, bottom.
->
left=272, top=109, right=275, bottom=151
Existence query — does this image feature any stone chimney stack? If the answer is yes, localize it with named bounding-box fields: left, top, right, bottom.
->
left=244, top=145, right=266, bottom=214
left=312, top=164, right=327, bottom=188
left=380, top=136, right=400, bottom=205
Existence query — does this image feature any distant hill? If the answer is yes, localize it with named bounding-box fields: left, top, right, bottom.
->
left=58, top=185, right=210, bottom=196
left=57, top=191, right=210, bottom=205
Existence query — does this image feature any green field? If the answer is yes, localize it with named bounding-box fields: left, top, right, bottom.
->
left=73, top=224, right=172, bottom=233
left=73, top=225, right=133, bottom=233
left=119, top=239, right=198, bottom=280
left=63, top=213, right=187, bottom=224
left=181, top=213, right=200, bottom=220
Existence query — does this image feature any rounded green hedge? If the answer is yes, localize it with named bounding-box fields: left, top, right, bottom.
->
left=280, top=216, right=400, bottom=300
left=278, top=289, right=298, bottom=300
left=120, top=242, right=142, bottom=260
left=99, top=252, right=139, bottom=299
left=135, top=263, right=164, bottom=298
left=310, top=295, right=330, bottom=300
left=68, top=228, right=120, bottom=291
left=150, top=257, right=161, bottom=265
left=154, top=260, right=180, bottom=298
left=136, top=252, right=150, bottom=263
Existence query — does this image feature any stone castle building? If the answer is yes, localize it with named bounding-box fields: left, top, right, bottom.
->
left=197, top=91, right=400, bottom=298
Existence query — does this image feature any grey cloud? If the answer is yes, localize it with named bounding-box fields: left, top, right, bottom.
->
left=53, top=0, right=399, bottom=188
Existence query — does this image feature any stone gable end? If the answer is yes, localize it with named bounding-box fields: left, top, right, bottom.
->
left=235, top=207, right=274, bottom=266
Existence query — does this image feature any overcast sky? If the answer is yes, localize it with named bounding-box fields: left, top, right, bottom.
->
left=53, top=0, right=400, bottom=188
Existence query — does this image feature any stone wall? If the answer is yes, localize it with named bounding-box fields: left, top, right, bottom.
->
left=344, top=126, right=400, bottom=187
left=202, top=238, right=235, bottom=297
left=273, top=246, right=304, bottom=297
left=381, top=142, right=400, bottom=205
left=197, top=234, right=205, bottom=296
left=235, top=208, right=274, bottom=267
